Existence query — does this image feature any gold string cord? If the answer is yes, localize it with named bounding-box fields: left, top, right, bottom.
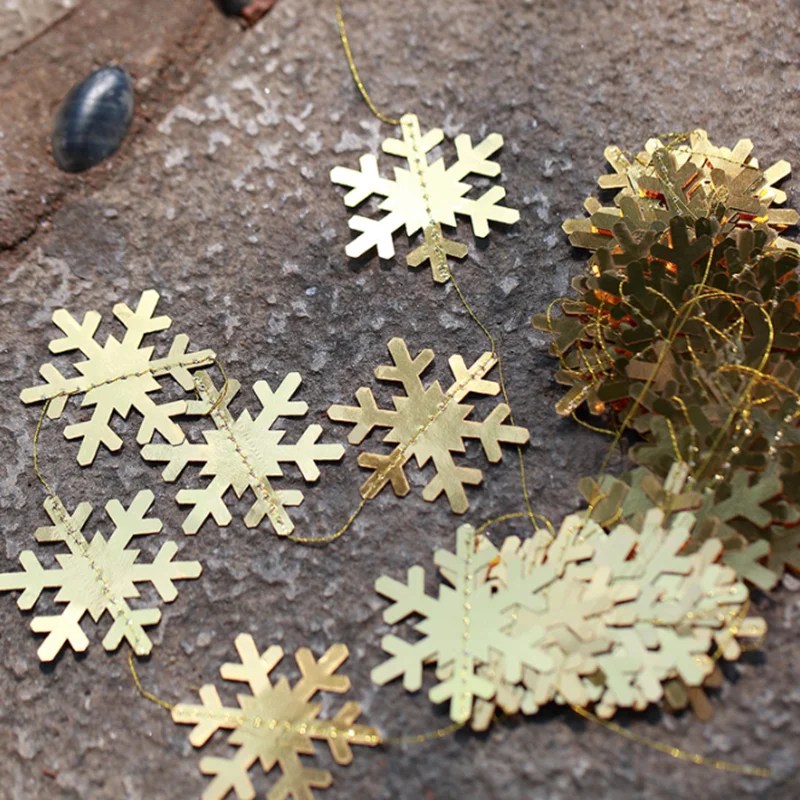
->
left=128, top=652, right=174, bottom=712
left=335, top=0, right=402, bottom=125
left=288, top=495, right=369, bottom=545
left=570, top=704, right=771, bottom=778
left=33, top=400, right=56, bottom=499
left=446, top=264, right=539, bottom=531
left=127, top=649, right=464, bottom=745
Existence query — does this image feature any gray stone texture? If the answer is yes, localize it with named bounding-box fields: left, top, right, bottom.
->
left=0, top=0, right=76, bottom=60
left=0, top=0, right=799, bottom=798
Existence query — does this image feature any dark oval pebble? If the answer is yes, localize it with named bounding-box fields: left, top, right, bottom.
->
left=213, top=0, right=250, bottom=15
left=51, top=66, right=134, bottom=174
left=213, top=0, right=276, bottom=24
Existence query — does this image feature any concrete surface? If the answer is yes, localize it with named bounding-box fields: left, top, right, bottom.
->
left=0, top=0, right=76, bottom=60
left=0, top=0, right=799, bottom=798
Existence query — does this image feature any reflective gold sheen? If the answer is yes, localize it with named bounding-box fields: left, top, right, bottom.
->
left=173, top=635, right=378, bottom=800
left=20, top=289, right=215, bottom=465
left=331, top=113, right=519, bottom=281
left=372, top=497, right=764, bottom=727
left=328, top=337, right=529, bottom=513
left=563, top=130, right=799, bottom=260
left=143, top=371, right=344, bottom=537
left=0, top=490, right=201, bottom=661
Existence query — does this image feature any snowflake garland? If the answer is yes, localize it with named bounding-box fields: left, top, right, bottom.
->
left=562, top=129, right=798, bottom=263
left=172, top=634, right=379, bottom=800
left=142, top=371, right=344, bottom=537
left=20, top=289, right=215, bottom=465
left=330, top=113, right=519, bottom=282
left=328, top=337, right=529, bottom=514
left=371, top=511, right=765, bottom=727
left=534, top=131, right=800, bottom=587
left=0, top=490, right=201, bottom=661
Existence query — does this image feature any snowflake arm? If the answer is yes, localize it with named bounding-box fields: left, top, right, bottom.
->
left=330, top=154, right=397, bottom=207
left=328, top=387, right=400, bottom=444
left=0, top=490, right=200, bottom=661
left=459, top=403, right=531, bottom=461
left=0, top=551, right=67, bottom=609
left=329, top=338, right=529, bottom=514
left=20, top=290, right=215, bottom=465
left=452, top=186, right=520, bottom=238
left=142, top=371, right=343, bottom=536
left=173, top=636, right=378, bottom=800
left=382, top=122, right=445, bottom=161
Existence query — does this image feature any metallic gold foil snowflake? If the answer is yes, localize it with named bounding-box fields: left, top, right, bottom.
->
left=173, top=634, right=378, bottom=800
left=331, top=113, right=519, bottom=282
left=0, top=490, right=200, bottom=661
left=328, top=337, right=529, bottom=514
left=20, top=290, right=215, bottom=465
left=143, top=371, right=343, bottom=537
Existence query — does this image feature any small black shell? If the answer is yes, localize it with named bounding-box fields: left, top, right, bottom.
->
left=51, top=66, right=134, bottom=174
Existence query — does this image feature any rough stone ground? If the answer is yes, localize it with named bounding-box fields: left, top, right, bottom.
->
left=0, top=0, right=799, bottom=798
left=0, top=0, right=76, bottom=60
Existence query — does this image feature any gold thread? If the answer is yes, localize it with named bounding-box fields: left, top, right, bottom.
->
left=570, top=411, right=616, bottom=436
left=473, top=511, right=555, bottom=540
left=710, top=600, right=750, bottom=663
left=209, top=358, right=230, bottom=414
left=289, top=496, right=369, bottom=545
left=335, top=0, right=402, bottom=126
left=33, top=401, right=56, bottom=497
left=446, top=265, right=538, bottom=530
left=380, top=720, right=465, bottom=746
left=129, top=652, right=174, bottom=712
left=570, top=704, right=771, bottom=777
left=25, top=353, right=213, bottom=404
left=196, top=373, right=290, bottom=535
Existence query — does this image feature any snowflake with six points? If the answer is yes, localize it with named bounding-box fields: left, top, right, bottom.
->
left=172, top=634, right=378, bottom=800
left=143, top=371, right=343, bottom=537
left=328, top=337, right=529, bottom=514
left=20, top=289, right=215, bottom=465
left=331, top=113, right=519, bottom=282
left=0, top=490, right=200, bottom=661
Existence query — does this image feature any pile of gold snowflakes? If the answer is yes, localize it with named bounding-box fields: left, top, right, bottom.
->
left=535, top=130, right=800, bottom=592
left=372, top=464, right=766, bottom=729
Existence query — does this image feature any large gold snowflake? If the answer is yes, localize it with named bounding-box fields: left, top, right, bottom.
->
left=331, top=113, right=519, bottom=282
left=328, top=337, right=529, bottom=514
left=173, top=634, right=378, bottom=800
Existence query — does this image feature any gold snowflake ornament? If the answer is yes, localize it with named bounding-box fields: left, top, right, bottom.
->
left=372, top=523, right=553, bottom=724
left=143, top=371, right=343, bottom=537
left=20, top=290, right=215, bottom=465
left=328, top=337, right=529, bottom=514
left=173, top=634, right=379, bottom=800
left=0, top=490, right=200, bottom=661
left=331, top=113, right=519, bottom=282
left=372, top=511, right=765, bottom=727
left=563, top=129, right=799, bottom=264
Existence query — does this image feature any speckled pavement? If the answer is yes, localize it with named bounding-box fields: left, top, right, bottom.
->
left=1, top=1, right=799, bottom=798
